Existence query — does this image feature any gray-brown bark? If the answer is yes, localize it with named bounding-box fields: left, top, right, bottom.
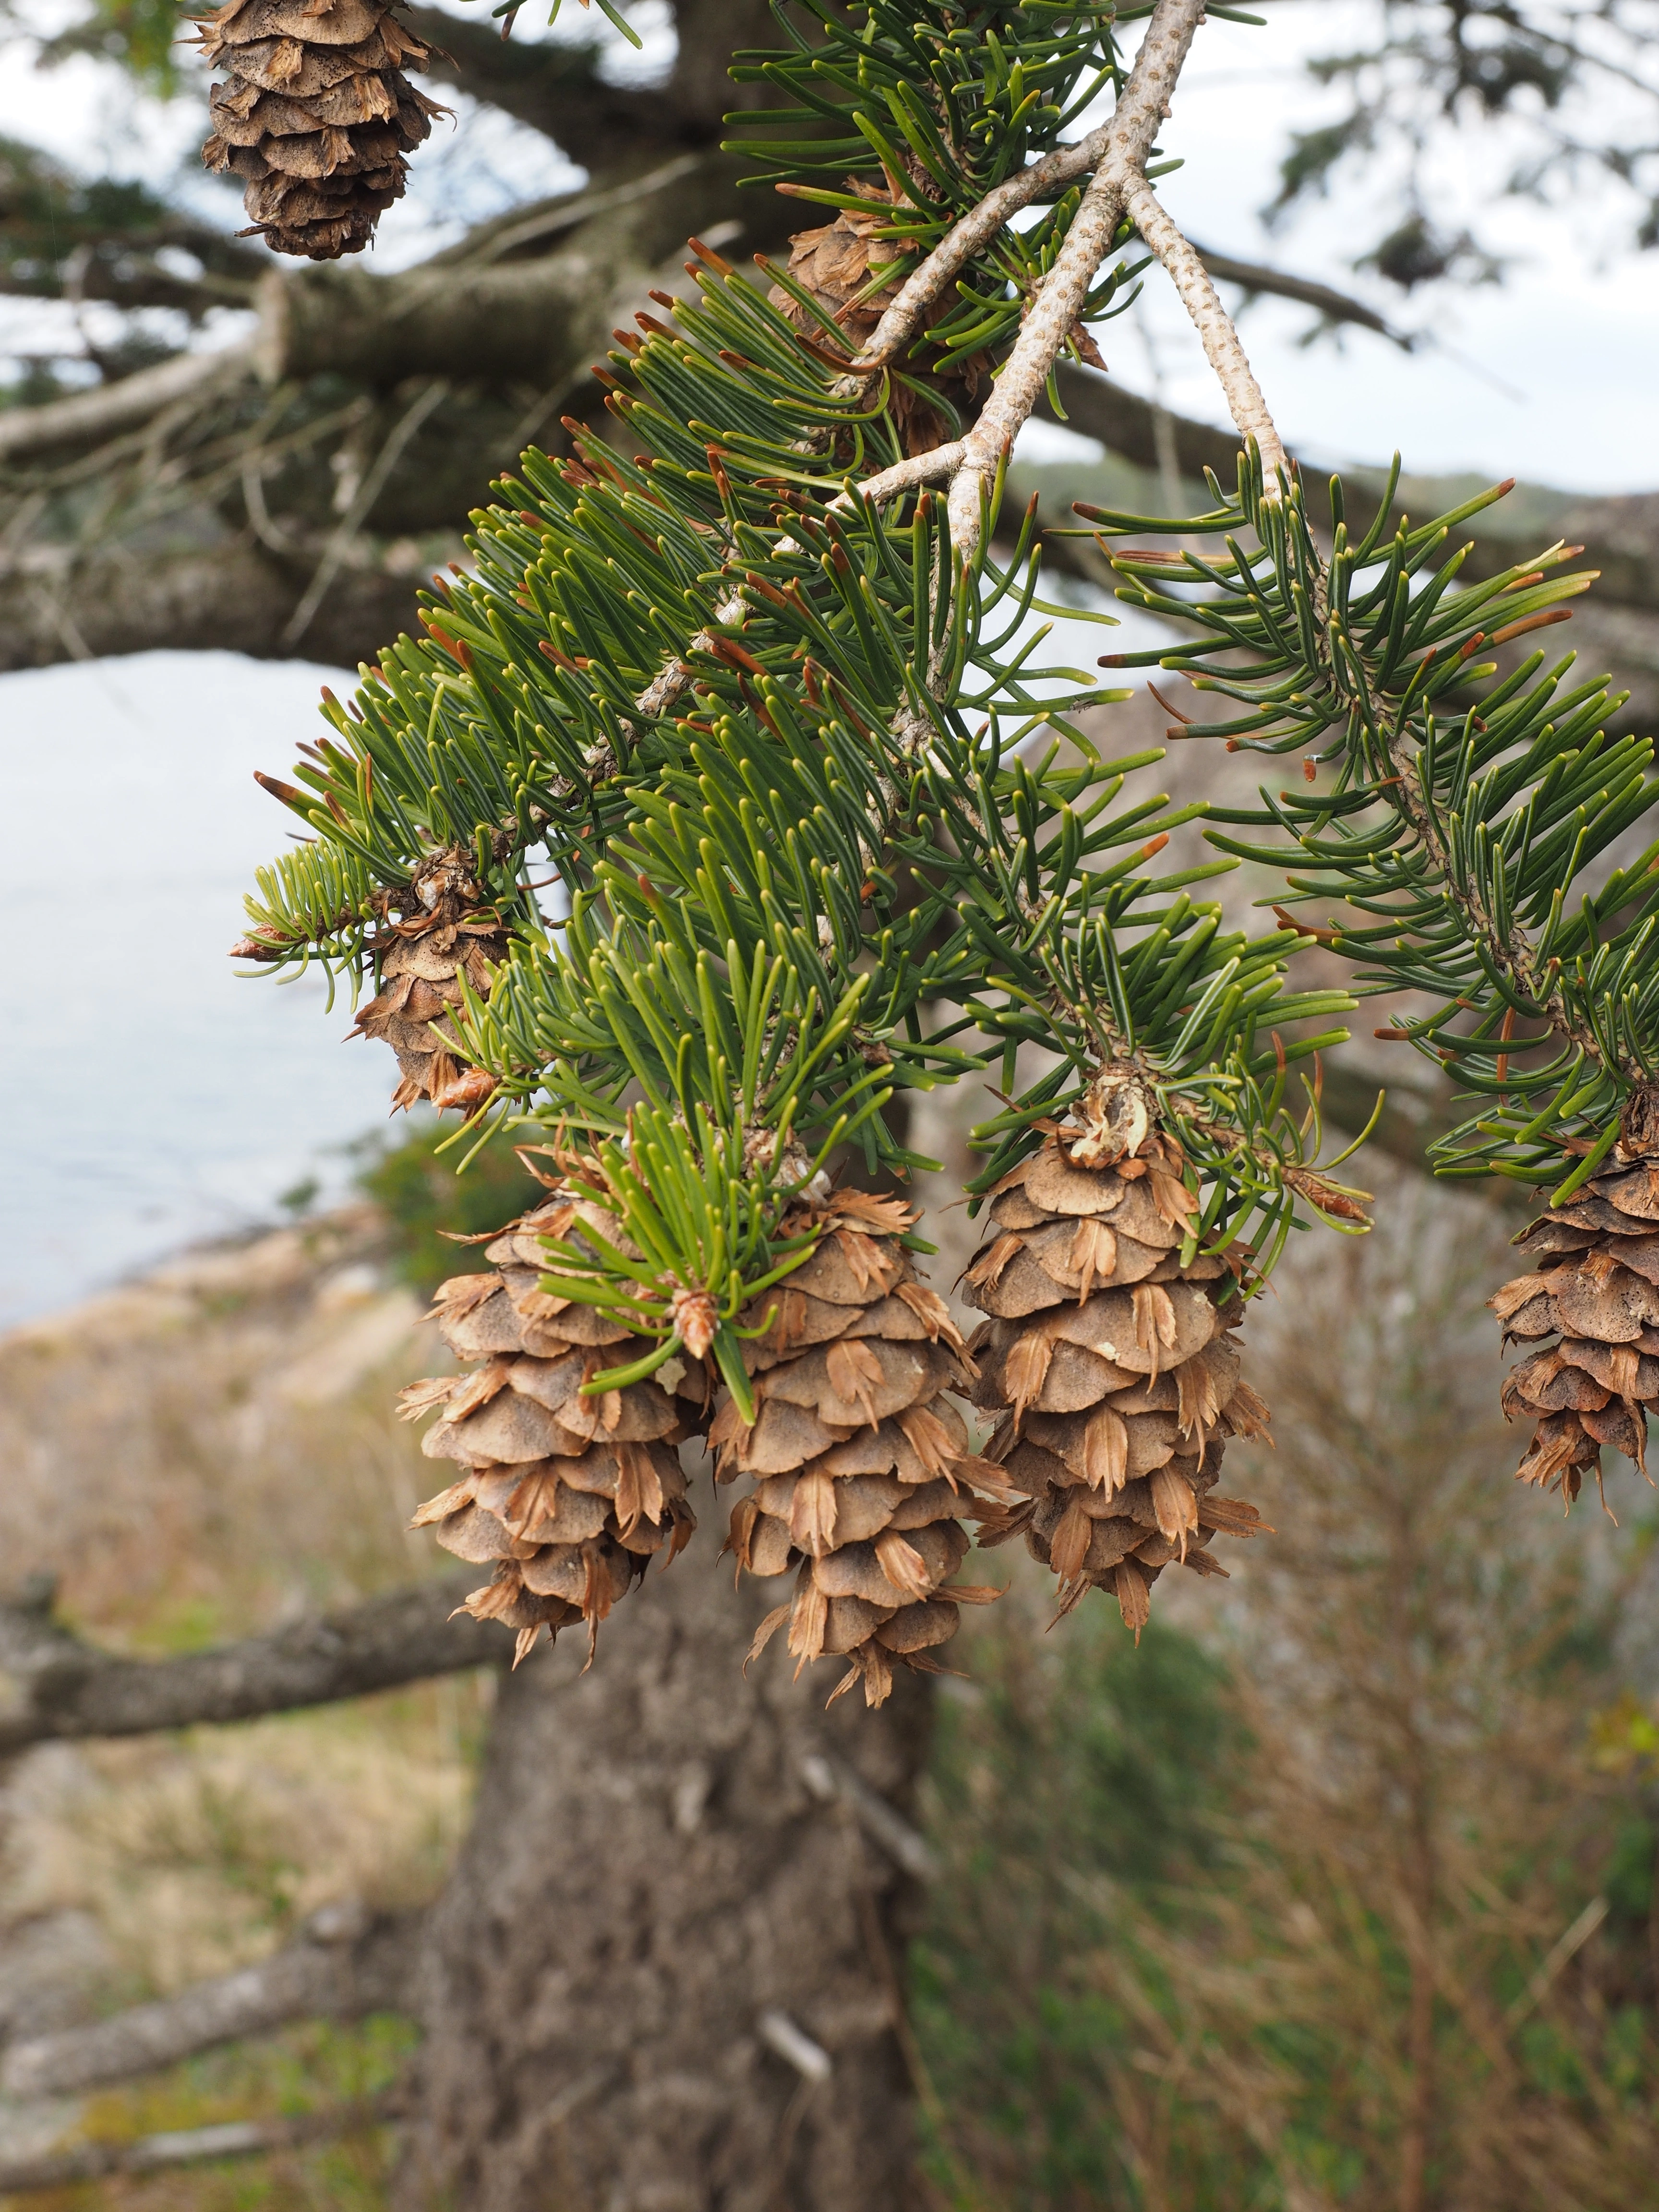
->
left=256, top=150, right=749, bottom=390
left=400, top=0, right=776, bottom=157
left=0, top=1902, right=421, bottom=2099
left=0, top=535, right=423, bottom=671
left=397, top=1486, right=928, bottom=2212
left=402, top=7, right=680, bottom=168
left=0, top=1570, right=498, bottom=1751
left=0, top=1487, right=934, bottom=2210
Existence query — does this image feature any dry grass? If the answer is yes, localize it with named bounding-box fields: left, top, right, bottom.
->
left=0, top=1210, right=485, bottom=2206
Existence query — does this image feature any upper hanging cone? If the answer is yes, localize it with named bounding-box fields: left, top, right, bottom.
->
left=349, top=847, right=506, bottom=1114
left=1491, top=1095, right=1659, bottom=1508
left=403, top=1188, right=709, bottom=1665
left=770, top=179, right=995, bottom=458
left=962, top=1070, right=1272, bottom=1637
left=197, top=0, right=445, bottom=260
left=716, top=1189, right=1004, bottom=1708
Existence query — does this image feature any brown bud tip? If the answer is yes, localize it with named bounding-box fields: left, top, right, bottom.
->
left=670, top=1286, right=719, bottom=1363
left=1302, top=757, right=1317, bottom=782
left=687, top=235, right=735, bottom=276
left=431, top=1067, right=498, bottom=1117
left=253, top=769, right=307, bottom=811
left=228, top=934, right=286, bottom=962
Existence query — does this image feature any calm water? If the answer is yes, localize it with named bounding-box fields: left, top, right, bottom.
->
left=1, top=651, right=396, bottom=1327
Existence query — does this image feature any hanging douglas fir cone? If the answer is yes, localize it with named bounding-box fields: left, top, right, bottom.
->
left=198, top=0, right=445, bottom=260
left=962, top=1068, right=1272, bottom=1636
left=769, top=177, right=1104, bottom=458
left=403, top=1186, right=709, bottom=1664
left=718, top=1188, right=1003, bottom=1708
left=349, top=847, right=508, bottom=1115
left=769, top=180, right=992, bottom=459
left=1491, top=1091, right=1659, bottom=1508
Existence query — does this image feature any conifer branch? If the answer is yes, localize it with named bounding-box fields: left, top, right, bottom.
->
left=1120, top=177, right=1290, bottom=489
left=838, top=0, right=1286, bottom=552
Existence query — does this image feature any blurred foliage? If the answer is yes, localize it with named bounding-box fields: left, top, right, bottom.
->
left=0, top=131, right=254, bottom=367
left=353, top=1114, right=544, bottom=1298
left=1265, top=1, right=1659, bottom=275
left=915, top=1605, right=1245, bottom=2205
left=28, top=0, right=194, bottom=93
left=35, top=2016, right=416, bottom=2212
left=914, top=1202, right=1659, bottom=2211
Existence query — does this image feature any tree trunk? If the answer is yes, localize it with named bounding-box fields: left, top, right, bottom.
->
left=398, top=1460, right=931, bottom=2212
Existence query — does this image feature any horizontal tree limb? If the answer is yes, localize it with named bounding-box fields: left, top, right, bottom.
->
left=0, top=536, right=422, bottom=674
left=1046, top=364, right=1659, bottom=615
left=258, top=149, right=757, bottom=390
left=0, top=2097, right=397, bottom=2196
left=402, top=0, right=774, bottom=166
left=0, top=344, right=256, bottom=464
left=0, top=1570, right=501, bottom=1753
left=0, top=1903, right=422, bottom=2101
left=1187, top=241, right=1410, bottom=345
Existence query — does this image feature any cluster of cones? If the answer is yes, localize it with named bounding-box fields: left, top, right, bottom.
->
left=962, top=1072, right=1271, bottom=1635
left=350, top=849, right=506, bottom=1114
left=395, top=1081, right=1283, bottom=1694
left=403, top=1189, right=708, bottom=1665
left=716, top=1189, right=1003, bottom=1707
left=1491, top=1114, right=1659, bottom=1506
left=198, top=0, right=445, bottom=259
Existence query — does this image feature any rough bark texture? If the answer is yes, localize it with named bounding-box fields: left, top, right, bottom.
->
left=255, top=150, right=749, bottom=389
left=0, top=1569, right=497, bottom=1750
left=1, top=537, right=423, bottom=671
left=397, top=1470, right=929, bottom=2212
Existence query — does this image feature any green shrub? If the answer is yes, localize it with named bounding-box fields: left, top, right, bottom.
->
left=353, top=1116, right=543, bottom=1298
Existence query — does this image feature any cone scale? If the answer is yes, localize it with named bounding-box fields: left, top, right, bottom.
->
left=198, top=0, right=445, bottom=259
left=962, top=1074, right=1272, bottom=1634
left=404, top=1191, right=707, bottom=1666
left=349, top=850, right=506, bottom=1114
left=769, top=181, right=993, bottom=459
left=717, top=1190, right=1002, bottom=1708
left=1491, top=1107, right=1659, bottom=1507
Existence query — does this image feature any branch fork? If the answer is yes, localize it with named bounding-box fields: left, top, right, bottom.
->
left=834, top=0, right=1288, bottom=552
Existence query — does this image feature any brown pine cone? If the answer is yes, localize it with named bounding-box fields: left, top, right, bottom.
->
left=962, top=1073, right=1271, bottom=1635
left=403, top=1194, right=708, bottom=1664
left=350, top=850, right=507, bottom=1113
left=1491, top=1141, right=1659, bottom=1507
left=198, top=0, right=446, bottom=260
left=716, top=1190, right=1001, bottom=1707
left=769, top=179, right=992, bottom=458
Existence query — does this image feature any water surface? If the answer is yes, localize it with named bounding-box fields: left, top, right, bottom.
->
left=2, top=651, right=396, bottom=1326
